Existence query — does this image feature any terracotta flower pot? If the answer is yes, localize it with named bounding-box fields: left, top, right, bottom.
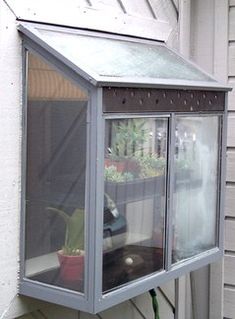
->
left=57, top=250, right=84, bottom=282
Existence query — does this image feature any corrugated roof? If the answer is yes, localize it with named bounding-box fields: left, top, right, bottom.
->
left=5, top=0, right=174, bottom=41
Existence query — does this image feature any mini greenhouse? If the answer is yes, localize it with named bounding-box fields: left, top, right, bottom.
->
left=18, top=22, right=230, bottom=313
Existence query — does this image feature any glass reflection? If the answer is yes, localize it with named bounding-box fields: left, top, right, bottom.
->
left=172, top=116, right=220, bottom=262
left=103, top=118, right=168, bottom=292
left=25, top=52, right=88, bottom=293
left=38, top=28, right=214, bottom=82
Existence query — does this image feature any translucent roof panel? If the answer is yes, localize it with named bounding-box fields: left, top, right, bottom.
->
left=20, top=23, right=231, bottom=89
left=35, top=28, right=215, bottom=83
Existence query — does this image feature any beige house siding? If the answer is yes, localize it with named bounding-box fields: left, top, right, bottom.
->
left=224, top=1, right=235, bottom=318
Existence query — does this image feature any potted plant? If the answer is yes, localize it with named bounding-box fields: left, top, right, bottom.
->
left=105, top=119, right=147, bottom=175
left=46, top=207, right=84, bottom=282
left=104, top=154, right=167, bottom=204
left=135, top=153, right=166, bottom=179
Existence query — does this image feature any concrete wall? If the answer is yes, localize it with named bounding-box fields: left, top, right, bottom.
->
left=0, top=2, right=25, bottom=317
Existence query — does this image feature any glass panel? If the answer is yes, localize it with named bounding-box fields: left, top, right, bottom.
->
left=35, top=28, right=214, bottom=82
left=103, top=118, right=168, bottom=292
left=25, top=52, right=88, bottom=293
left=172, top=116, right=220, bottom=263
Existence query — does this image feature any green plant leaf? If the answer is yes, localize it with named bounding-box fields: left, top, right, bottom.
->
left=65, top=208, right=84, bottom=251
left=46, top=207, right=70, bottom=224
left=46, top=206, right=84, bottom=255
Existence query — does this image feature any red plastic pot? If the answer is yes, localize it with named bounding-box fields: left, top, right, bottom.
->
left=57, top=250, right=84, bottom=282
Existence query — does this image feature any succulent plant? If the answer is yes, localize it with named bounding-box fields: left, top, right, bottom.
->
left=104, top=165, right=134, bottom=182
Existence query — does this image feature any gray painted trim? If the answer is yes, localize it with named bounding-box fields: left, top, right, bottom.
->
left=172, top=111, right=224, bottom=116
left=92, top=88, right=105, bottom=312
left=215, top=115, right=224, bottom=251
left=19, top=46, right=28, bottom=281
left=216, top=115, right=223, bottom=248
left=165, top=113, right=176, bottom=271
left=19, top=279, right=90, bottom=312
left=86, top=87, right=101, bottom=310
left=175, top=278, right=182, bottom=319
left=98, top=78, right=232, bottom=91
left=104, top=113, right=171, bottom=119
left=103, top=111, right=224, bottom=118
left=85, top=86, right=95, bottom=302
left=219, top=93, right=228, bottom=250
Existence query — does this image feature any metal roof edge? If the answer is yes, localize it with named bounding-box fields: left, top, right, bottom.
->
left=97, top=78, right=232, bottom=91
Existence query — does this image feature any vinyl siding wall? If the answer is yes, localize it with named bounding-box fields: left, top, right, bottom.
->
left=224, top=1, right=235, bottom=318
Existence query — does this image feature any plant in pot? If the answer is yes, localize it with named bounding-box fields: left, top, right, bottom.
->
left=104, top=165, right=135, bottom=182
left=136, top=153, right=166, bottom=178
left=46, top=207, right=84, bottom=283
left=105, top=119, right=147, bottom=175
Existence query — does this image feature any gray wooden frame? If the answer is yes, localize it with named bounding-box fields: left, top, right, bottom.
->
left=18, top=25, right=229, bottom=314
left=20, top=41, right=95, bottom=312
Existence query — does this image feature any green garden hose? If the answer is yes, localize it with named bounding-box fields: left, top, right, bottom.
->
left=149, top=289, right=160, bottom=319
